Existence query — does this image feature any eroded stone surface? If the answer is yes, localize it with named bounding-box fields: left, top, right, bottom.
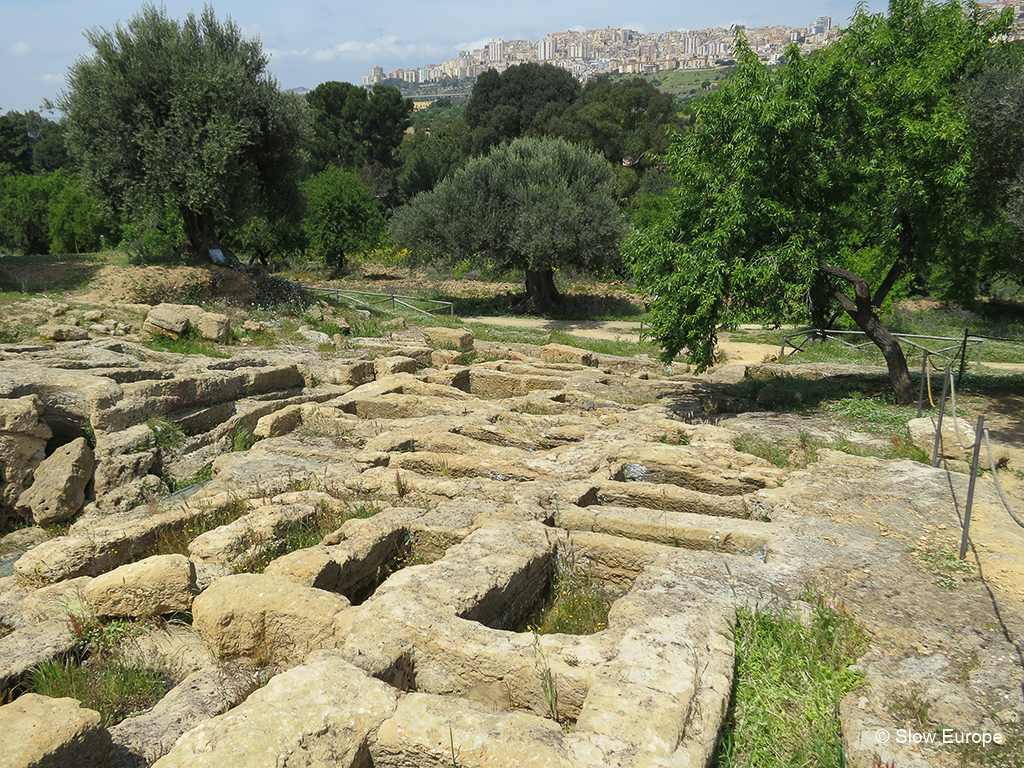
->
left=0, top=693, right=110, bottom=768
left=0, top=323, right=1021, bottom=768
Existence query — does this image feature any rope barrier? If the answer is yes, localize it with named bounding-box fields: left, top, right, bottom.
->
left=935, top=367, right=1024, bottom=534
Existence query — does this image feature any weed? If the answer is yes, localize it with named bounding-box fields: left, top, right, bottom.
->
left=712, top=594, right=867, bottom=768
left=165, top=462, right=213, bottom=493
left=141, top=333, right=230, bottom=358
left=151, top=498, right=251, bottom=557
left=395, top=470, right=410, bottom=499
left=531, top=630, right=560, bottom=723
left=147, top=416, right=186, bottom=451
left=229, top=426, right=257, bottom=453
left=732, top=434, right=791, bottom=468
left=27, top=658, right=167, bottom=727
left=909, top=546, right=975, bottom=590
left=527, top=545, right=610, bottom=636
left=886, top=687, right=931, bottom=729
left=660, top=428, right=691, bottom=446
left=233, top=499, right=381, bottom=574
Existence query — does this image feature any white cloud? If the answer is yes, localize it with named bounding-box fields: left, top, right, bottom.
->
left=41, top=73, right=64, bottom=84
left=295, top=36, right=440, bottom=63
left=10, top=42, right=31, bottom=56
left=454, top=37, right=493, bottom=53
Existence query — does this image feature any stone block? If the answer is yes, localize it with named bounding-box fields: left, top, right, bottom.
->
left=540, top=343, right=597, bottom=367
left=191, top=573, right=351, bottom=665
left=423, top=326, right=474, bottom=351
left=0, top=693, right=110, bottom=768
left=15, top=437, right=94, bottom=525
left=151, top=652, right=397, bottom=768
left=85, top=554, right=196, bottom=618
left=143, top=305, right=190, bottom=339
left=374, top=355, right=418, bottom=377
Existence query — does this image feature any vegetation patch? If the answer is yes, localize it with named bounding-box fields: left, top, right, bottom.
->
left=233, top=498, right=381, bottom=574
left=151, top=497, right=251, bottom=557
left=712, top=594, right=867, bottom=768
left=523, top=546, right=610, bottom=636
left=27, top=658, right=167, bottom=727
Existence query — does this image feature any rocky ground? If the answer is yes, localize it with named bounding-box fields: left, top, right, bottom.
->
left=0, top=278, right=1021, bottom=768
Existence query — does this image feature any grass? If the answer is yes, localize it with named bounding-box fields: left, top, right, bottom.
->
left=712, top=594, right=868, bottom=768
left=23, top=600, right=167, bottom=727
left=147, top=416, right=186, bottom=451
left=233, top=498, right=381, bottom=573
left=27, top=658, right=167, bottom=727
left=524, top=546, right=610, bottom=636
left=733, top=434, right=792, bottom=467
left=151, top=497, right=251, bottom=557
left=141, top=332, right=231, bottom=358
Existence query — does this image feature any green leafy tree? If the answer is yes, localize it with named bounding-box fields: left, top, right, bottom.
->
left=398, top=134, right=466, bottom=198
left=0, top=166, right=61, bottom=253
left=58, top=4, right=306, bottom=263
left=305, top=81, right=413, bottom=173
left=627, top=0, right=1013, bottom=404
left=0, top=112, right=33, bottom=174
left=300, top=166, right=385, bottom=275
left=965, top=43, right=1024, bottom=288
left=390, top=137, right=626, bottom=312
left=47, top=174, right=113, bottom=253
left=464, top=64, right=581, bottom=155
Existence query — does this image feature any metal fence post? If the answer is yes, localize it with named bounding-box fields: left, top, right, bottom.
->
left=959, top=415, right=985, bottom=560
left=932, top=366, right=951, bottom=467
left=917, top=352, right=928, bottom=418
left=957, top=327, right=969, bottom=387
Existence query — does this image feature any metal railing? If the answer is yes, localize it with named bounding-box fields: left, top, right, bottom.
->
left=782, top=328, right=984, bottom=364
left=926, top=364, right=1024, bottom=559
left=306, top=286, right=453, bottom=316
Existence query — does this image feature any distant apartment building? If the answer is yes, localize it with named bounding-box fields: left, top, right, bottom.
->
left=537, top=35, right=556, bottom=61
left=488, top=39, right=505, bottom=63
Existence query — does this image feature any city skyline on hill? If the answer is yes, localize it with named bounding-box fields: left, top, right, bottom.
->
left=2, top=1, right=885, bottom=114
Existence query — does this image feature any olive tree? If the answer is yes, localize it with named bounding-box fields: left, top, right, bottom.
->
left=58, top=4, right=306, bottom=263
left=390, top=137, right=626, bottom=312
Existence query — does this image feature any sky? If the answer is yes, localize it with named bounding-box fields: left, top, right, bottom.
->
left=1, top=0, right=883, bottom=114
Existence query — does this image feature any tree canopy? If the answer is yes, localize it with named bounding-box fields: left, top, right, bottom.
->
left=627, top=0, right=1014, bottom=403
left=58, top=3, right=306, bottom=262
left=390, top=137, right=627, bottom=312
left=300, top=166, right=384, bottom=275
left=464, top=63, right=581, bottom=155
left=305, top=81, right=413, bottom=174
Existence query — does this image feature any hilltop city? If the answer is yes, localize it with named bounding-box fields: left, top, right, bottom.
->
left=362, top=1, right=1024, bottom=88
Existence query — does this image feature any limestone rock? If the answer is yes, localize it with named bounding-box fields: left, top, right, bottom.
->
left=907, top=416, right=977, bottom=460
left=191, top=573, right=351, bottom=665
left=16, top=437, right=94, bottom=525
left=297, top=325, right=332, bottom=345
left=142, top=305, right=190, bottom=340
left=151, top=651, right=398, bottom=768
left=541, top=343, right=597, bottom=367
left=0, top=693, right=110, bottom=768
left=424, top=326, right=474, bottom=351
left=37, top=323, right=89, bottom=342
left=322, top=360, right=376, bottom=386
left=0, top=620, right=77, bottom=691
left=84, top=554, right=196, bottom=618
left=110, top=662, right=259, bottom=768
left=0, top=394, right=51, bottom=522
left=374, top=355, right=417, bottom=377
left=372, top=693, right=571, bottom=768
left=160, top=303, right=230, bottom=343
